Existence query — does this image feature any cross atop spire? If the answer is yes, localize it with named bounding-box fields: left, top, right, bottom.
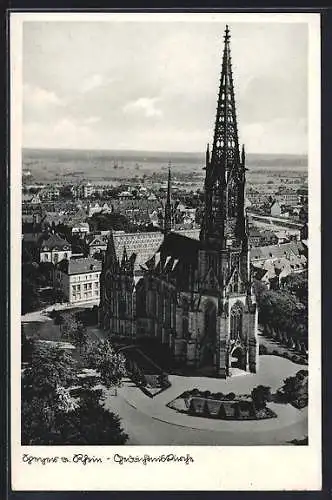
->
left=224, top=24, right=230, bottom=42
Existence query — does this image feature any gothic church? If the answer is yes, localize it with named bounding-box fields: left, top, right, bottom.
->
left=100, top=26, right=259, bottom=378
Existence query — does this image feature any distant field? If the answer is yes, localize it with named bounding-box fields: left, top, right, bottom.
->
left=22, top=148, right=308, bottom=184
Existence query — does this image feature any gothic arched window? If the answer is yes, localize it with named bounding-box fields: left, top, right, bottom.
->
left=230, top=301, right=243, bottom=340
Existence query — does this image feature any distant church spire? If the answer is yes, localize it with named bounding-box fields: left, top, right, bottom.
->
left=200, top=25, right=246, bottom=250
left=164, top=161, right=173, bottom=234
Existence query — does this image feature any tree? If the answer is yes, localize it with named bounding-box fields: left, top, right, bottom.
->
left=252, top=280, right=268, bottom=305
left=60, top=313, right=88, bottom=353
left=22, top=343, right=79, bottom=444
left=280, top=371, right=308, bottom=404
left=21, top=277, right=40, bottom=314
left=84, top=339, right=126, bottom=389
left=22, top=343, right=78, bottom=401
left=257, top=288, right=307, bottom=347
left=53, top=389, right=128, bottom=445
left=22, top=331, right=34, bottom=364
left=22, top=343, right=128, bottom=445
left=251, top=385, right=271, bottom=410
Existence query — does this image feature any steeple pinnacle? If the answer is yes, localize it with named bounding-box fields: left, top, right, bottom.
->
left=121, top=245, right=128, bottom=267
left=241, top=144, right=245, bottom=165
left=164, top=161, right=173, bottom=234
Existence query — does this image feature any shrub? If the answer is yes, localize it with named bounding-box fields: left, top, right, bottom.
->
left=291, top=355, right=298, bottom=362
left=218, top=403, right=226, bottom=419
left=226, top=392, right=236, bottom=401
left=181, top=391, right=191, bottom=399
left=272, top=350, right=279, bottom=356
left=49, top=309, right=57, bottom=319
left=188, top=399, right=196, bottom=415
left=251, top=385, right=272, bottom=410
left=259, top=344, right=268, bottom=355
left=203, top=400, right=210, bottom=417
left=297, top=369, right=309, bottom=378
left=232, top=403, right=240, bottom=418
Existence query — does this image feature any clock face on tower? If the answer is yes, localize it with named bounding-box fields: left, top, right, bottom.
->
left=105, top=269, right=112, bottom=301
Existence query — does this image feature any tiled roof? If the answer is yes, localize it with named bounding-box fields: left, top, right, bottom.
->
left=40, top=233, right=71, bottom=250
left=58, top=257, right=102, bottom=275
left=112, top=231, right=164, bottom=272
left=250, top=241, right=305, bottom=262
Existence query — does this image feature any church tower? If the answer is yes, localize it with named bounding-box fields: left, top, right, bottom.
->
left=164, top=162, right=173, bottom=234
left=197, top=25, right=258, bottom=378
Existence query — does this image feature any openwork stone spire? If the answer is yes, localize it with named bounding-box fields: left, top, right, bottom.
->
left=201, top=25, right=246, bottom=250
left=210, top=24, right=241, bottom=182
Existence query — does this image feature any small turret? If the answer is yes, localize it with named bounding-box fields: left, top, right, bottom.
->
left=206, top=143, right=210, bottom=167
left=121, top=245, right=128, bottom=268
left=164, top=162, right=173, bottom=234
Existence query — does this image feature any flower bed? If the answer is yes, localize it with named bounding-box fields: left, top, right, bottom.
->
left=167, top=389, right=277, bottom=421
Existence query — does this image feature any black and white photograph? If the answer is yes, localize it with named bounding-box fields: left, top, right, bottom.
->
left=11, top=12, right=321, bottom=491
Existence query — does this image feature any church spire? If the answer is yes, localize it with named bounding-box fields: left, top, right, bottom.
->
left=200, top=25, right=246, bottom=250
left=164, top=161, right=173, bottom=234
left=210, top=24, right=240, bottom=182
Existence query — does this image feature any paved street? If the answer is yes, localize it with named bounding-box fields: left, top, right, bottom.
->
left=105, top=392, right=307, bottom=445
left=104, top=356, right=308, bottom=445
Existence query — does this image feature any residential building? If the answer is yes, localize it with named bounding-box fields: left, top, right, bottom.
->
left=71, top=222, right=90, bottom=238
left=87, top=234, right=109, bottom=258
left=54, top=257, right=102, bottom=304
left=39, top=186, right=60, bottom=201
left=39, top=232, right=72, bottom=264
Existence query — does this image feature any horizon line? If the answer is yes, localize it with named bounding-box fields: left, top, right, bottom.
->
left=22, top=146, right=308, bottom=157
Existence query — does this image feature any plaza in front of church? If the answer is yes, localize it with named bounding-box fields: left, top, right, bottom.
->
left=103, top=354, right=307, bottom=445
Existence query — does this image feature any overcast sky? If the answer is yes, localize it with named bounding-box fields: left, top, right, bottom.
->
left=22, top=20, right=308, bottom=154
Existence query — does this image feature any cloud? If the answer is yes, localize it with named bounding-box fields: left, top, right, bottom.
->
left=24, top=84, right=64, bottom=109
left=22, top=22, right=308, bottom=153
left=123, top=97, right=163, bottom=118
left=242, top=118, right=307, bottom=155
left=24, top=117, right=98, bottom=149
left=80, top=73, right=113, bottom=93
left=83, top=116, right=101, bottom=125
